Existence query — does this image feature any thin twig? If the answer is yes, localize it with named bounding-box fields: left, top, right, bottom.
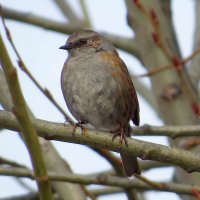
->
left=134, top=1, right=199, bottom=114
left=0, top=30, right=53, bottom=199
left=135, top=64, right=171, bottom=78
left=81, top=185, right=97, bottom=200
left=0, top=10, right=74, bottom=125
left=134, top=47, right=200, bottom=78
left=14, top=178, right=35, bottom=192
left=1, top=6, right=79, bottom=32
left=0, top=156, right=27, bottom=168
left=92, top=148, right=123, bottom=175
left=183, top=48, right=200, bottom=64
left=134, top=174, right=165, bottom=189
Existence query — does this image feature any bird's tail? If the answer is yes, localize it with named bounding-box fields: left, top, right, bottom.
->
left=120, top=125, right=141, bottom=176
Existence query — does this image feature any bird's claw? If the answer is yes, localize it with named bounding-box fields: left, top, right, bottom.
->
left=112, top=127, right=128, bottom=151
left=72, top=121, right=86, bottom=136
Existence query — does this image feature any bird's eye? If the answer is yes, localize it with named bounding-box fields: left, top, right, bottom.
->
left=77, top=38, right=87, bottom=45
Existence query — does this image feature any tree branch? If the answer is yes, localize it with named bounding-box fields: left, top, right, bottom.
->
left=90, top=187, right=123, bottom=197
left=1, top=110, right=200, bottom=172
left=0, top=166, right=200, bottom=196
left=1, top=6, right=141, bottom=58
left=1, top=6, right=79, bottom=33
left=0, top=70, right=86, bottom=200
left=78, top=0, right=92, bottom=28
left=0, top=15, right=74, bottom=124
left=0, top=193, right=59, bottom=200
left=0, top=156, right=27, bottom=168
left=0, top=34, right=53, bottom=199
left=189, top=0, right=200, bottom=92
left=131, top=124, right=200, bottom=138
left=0, top=193, right=40, bottom=200
left=102, top=33, right=141, bottom=59
left=1, top=109, right=200, bottom=137
left=0, top=69, right=12, bottom=111
left=51, top=0, right=81, bottom=23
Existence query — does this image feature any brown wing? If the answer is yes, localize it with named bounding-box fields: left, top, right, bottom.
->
left=100, top=51, right=140, bottom=126
left=132, top=90, right=140, bottom=126
left=119, top=59, right=140, bottom=126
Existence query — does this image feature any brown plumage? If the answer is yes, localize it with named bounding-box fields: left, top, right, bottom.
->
left=60, top=30, right=141, bottom=176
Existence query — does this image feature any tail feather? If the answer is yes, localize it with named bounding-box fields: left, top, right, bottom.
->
left=120, top=153, right=141, bottom=176
left=120, top=125, right=141, bottom=176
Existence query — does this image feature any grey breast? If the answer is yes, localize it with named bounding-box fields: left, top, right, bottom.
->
left=61, top=51, right=125, bottom=130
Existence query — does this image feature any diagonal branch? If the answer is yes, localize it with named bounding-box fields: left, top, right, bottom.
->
left=1, top=6, right=79, bottom=33
left=1, top=6, right=140, bottom=58
left=51, top=0, right=81, bottom=23
left=0, top=14, right=74, bottom=124
left=102, top=33, right=141, bottom=59
left=0, top=34, right=53, bottom=199
left=0, top=71, right=85, bottom=200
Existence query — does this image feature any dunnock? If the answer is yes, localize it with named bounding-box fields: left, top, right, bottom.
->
left=60, top=30, right=141, bottom=176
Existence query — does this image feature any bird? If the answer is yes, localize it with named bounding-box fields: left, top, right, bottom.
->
left=60, top=30, right=141, bottom=176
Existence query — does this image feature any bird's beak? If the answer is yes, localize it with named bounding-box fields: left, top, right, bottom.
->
left=59, top=43, right=74, bottom=50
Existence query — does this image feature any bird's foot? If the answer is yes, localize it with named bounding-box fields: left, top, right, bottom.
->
left=112, top=126, right=128, bottom=151
left=72, top=121, right=86, bottom=135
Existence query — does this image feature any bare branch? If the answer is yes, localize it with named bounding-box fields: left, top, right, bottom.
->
left=1, top=6, right=79, bottom=34
left=0, top=166, right=200, bottom=196
left=0, top=69, right=86, bottom=200
left=0, top=32, right=53, bottom=199
left=0, top=15, right=74, bottom=124
left=51, top=0, right=81, bottom=23
left=78, top=0, right=92, bottom=28
left=0, top=156, right=27, bottom=168
left=0, top=69, right=12, bottom=111
left=131, top=124, right=200, bottom=138
left=90, top=187, right=123, bottom=197
left=189, top=0, right=200, bottom=92
left=0, top=193, right=40, bottom=200
left=102, top=33, right=141, bottom=59
left=1, top=6, right=141, bottom=57
left=1, top=110, right=200, bottom=172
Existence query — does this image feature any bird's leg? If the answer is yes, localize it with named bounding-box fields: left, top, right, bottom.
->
left=72, top=121, right=86, bottom=135
left=111, top=124, right=128, bottom=150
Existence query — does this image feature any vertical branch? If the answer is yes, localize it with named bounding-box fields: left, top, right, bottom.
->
left=189, top=0, right=200, bottom=92
left=0, top=34, right=53, bottom=200
left=79, top=0, right=92, bottom=28
left=51, top=0, right=80, bottom=23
